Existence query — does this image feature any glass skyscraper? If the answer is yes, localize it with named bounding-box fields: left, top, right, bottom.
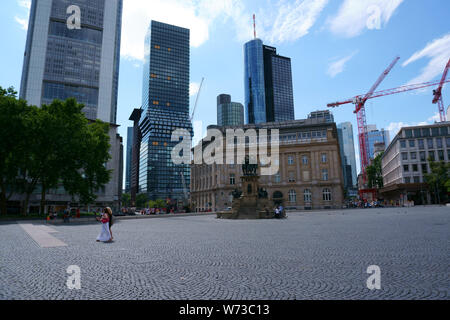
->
left=20, top=0, right=122, bottom=124
left=244, top=39, right=266, bottom=124
left=366, top=125, right=390, bottom=160
left=139, top=21, right=192, bottom=202
left=337, top=122, right=357, bottom=189
left=263, top=46, right=295, bottom=122
left=217, top=94, right=244, bottom=126
left=244, top=39, right=295, bottom=124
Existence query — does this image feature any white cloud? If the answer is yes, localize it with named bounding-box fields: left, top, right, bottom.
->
left=121, top=0, right=246, bottom=61
left=122, top=0, right=329, bottom=61
left=327, top=51, right=358, bottom=78
left=328, top=0, right=403, bottom=38
left=14, top=16, right=28, bottom=30
left=386, top=113, right=440, bottom=137
left=15, top=0, right=30, bottom=30
left=190, top=82, right=200, bottom=97
left=256, top=0, right=329, bottom=44
left=402, top=33, right=450, bottom=85
left=18, top=0, right=30, bottom=9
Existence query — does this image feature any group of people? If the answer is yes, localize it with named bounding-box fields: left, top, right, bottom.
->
left=274, top=205, right=286, bottom=219
left=96, top=207, right=114, bottom=243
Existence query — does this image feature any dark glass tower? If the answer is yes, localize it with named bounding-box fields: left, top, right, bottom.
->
left=244, top=39, right=295, bottom=124
left=140, top=21, right=192, bottom=202
left=263, top=45, right=295, bottom=122
left=20, top=0, right=122, bottom=124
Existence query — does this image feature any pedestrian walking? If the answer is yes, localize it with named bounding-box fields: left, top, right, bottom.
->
left=96, top=211, right=112, bottom=243
left=104, top=207, right=114, bottom=241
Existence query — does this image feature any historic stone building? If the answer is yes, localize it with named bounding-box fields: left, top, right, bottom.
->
left=191, top=119, right=345, bottom=212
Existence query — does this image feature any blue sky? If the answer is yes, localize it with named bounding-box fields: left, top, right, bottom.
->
left=1, top=0, right=450, bottom=175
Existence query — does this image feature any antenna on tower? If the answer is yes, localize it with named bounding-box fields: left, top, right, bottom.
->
left=253, top=14, right=256, bottom=39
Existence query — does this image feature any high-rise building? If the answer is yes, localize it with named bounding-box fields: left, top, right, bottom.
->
left=20, top=0, right=122, bottom=124
left=366, top=125, right=390, bottom=160
left=244, top=39, right=266, bottom=124
left=125, top=127, right=133, bottom=193
left=139, top=21, right=192, bottom=202
left=263, top=46, right=295, bottom=122
left=244, top=39, right=295, bottom=124
left=17, top=0, right=124, bottom=212
left=337, top=122, right=357, bottom=189
left=217, top=94, right=244, bottom=127
left=308, top=110, right=335, bottom=123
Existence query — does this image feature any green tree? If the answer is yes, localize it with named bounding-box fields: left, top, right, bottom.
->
left=136, top=193, right=149, bottom=208
left=366, top=152, right=384, bottom=189
left=0, top=87, right=34, bottom=215
left=122, top=193, right=131, bottom=207
left=62, top=119, right=111, bottom=206
left=424, top=158, right=450, bottom=204
left=155, top=199, right=167, bottom=209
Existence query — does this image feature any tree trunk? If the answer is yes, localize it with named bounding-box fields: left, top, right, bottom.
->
left=0, top=191, right=7, bottom=216
left=22, top=192, right=31, bottom=216
left=40, top=183, right=47, bottom=216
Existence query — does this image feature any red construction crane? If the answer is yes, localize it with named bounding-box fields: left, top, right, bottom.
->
left=432, top=58, right=450, bottom=122
left=328, top=56, right=400, bottom=185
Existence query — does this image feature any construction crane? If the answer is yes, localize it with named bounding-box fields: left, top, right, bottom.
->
left=432, top=58, right=450, bottom=122
left=328, top=56, right=400, bottom=185
left=190, top=77, right=204, bottom=122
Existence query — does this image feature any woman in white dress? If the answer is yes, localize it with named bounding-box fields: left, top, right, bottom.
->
left=96, top=212, right=112, bottom=242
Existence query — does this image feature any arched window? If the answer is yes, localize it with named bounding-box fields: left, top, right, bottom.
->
left=304, top=189, right=312, bottom=202
left=288, top=190, right=297, bottom=203
left=323, top=188, right=332, bottom=201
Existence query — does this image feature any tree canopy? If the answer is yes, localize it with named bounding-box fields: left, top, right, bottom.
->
left=0, top=85, right=112, bottom=215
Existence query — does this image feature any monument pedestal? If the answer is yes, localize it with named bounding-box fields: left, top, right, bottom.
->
left=217, top=175, right=273, bottom=220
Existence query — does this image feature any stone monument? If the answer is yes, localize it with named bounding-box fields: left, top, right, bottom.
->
left=217, top=156, right=273, bottom=219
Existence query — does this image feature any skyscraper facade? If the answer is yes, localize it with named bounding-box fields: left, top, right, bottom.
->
left=17, top=0, right=124, bottom=212
left=139, top=21, right=192, bottom=202
left=337, top=122, right=357, bottom=189
left=263, top=46, right=295, bottom=122
left=217, top=94, right=244, bottom=127
left=244, top=39, right=295, bottom=124
left=366, top=126, right=390, bottom=160
left=244, top=39, right=266, bottom=124
left=125, top=127, right=133, bottom=193
left=20, top=0, right=122, bottom=124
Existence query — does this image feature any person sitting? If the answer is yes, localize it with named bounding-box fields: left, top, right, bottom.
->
left=274, top=206, right=281, bottom=219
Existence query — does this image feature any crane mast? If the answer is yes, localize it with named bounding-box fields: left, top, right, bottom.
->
left=432, top=58, right=450, bottom=122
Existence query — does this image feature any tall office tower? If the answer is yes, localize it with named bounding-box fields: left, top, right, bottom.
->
left=366, top=125, right=390, bottom=160
left=308, top=110, right=335, bottom=123
left=337, top=122, right=357, bottom=188
left=140, top=21, right=192, bottom=202
left=244, top=39, right=295, bottom=124
left=125, top=127, right=133, bottom=193
left=263, top=45, right=294, bottom=122
left=20, top=0, right=122, bottom=124
left=17, top=0, right=124, bottom=211
left=217, top=94, right=244, bottom=126
left=244, top=39, right=266, bottom=124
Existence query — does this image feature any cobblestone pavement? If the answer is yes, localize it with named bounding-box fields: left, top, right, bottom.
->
left=0, top=207, right=448, bottom=300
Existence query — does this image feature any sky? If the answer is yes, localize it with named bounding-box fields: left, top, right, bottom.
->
left=1, top=0, right=450, bottom=176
